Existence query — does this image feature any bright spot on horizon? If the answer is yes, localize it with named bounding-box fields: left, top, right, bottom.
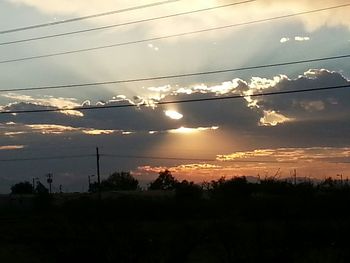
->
left=165, top=110, right=183, bottom=120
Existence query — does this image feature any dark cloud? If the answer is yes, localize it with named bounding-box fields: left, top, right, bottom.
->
left=257, top=69, right=350, bottom=119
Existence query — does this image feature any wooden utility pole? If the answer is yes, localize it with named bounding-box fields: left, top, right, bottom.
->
left=46, top=173, right=53, bottom=194
left=96, top=147, right=101, bottom=199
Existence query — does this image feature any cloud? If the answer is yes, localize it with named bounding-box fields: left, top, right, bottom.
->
left=82, top=129, right=116, bottom=135
left=217, top=147, right=350, bottom=163
left=299, top=100, right=325, bottom=112
left=6, top=0, right=350, bottom=36
left=0, top=145, right=25, bottom=150
left=280, top=36, right=310, bottom=43
left=254, top=69, right=350, bottom=121
left=0, top=68, right=349, bottom=191
left=27, top=124, right=78, bottom=134
left=136, top=147, right=350, bottom=182
left=294, top=36, right=310, bottom=41
left=0, top=122, right=120, bottom=136
left=2, top=68, right=348, bottom=141
left=259, top=110, right=292, bottom=126
left=1, top=94, right=84, bottom=117
left=280, top=37, right=291, bottom=43
left=168, top=126, right=219, bottom=134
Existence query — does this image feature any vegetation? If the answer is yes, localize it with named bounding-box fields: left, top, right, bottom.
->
left=148, top=169, right=178, bottom=190
left=3, top=171, right=350, bottom=262
left=90, top=171, right=139, bottom=192
left=11, top=181, right=33, bottom=194
left=101, top=171, right=139, bottom=191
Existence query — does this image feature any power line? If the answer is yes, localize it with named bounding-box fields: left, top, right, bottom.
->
left=0, top=154, right=94, bottom=162
left=0, top=53, right=349, bottom=93
left=0, top=3, right=349, bottom=64
left=0, top=0, right=180, bottom=35
left=0, top=152, right=296, bottom=163
left=0, top=0, right=257, bottom=46
left=1, top=83, right=350, bottom=115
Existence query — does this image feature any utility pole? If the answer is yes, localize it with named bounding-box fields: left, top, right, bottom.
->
left=293, top=169, right=297, bottom=185
left=46, top=173, right=53, bottom=194
left=96, top=147, right=101, bottom=199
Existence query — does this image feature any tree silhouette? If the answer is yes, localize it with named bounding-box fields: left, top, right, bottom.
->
left=11, top=181, right=33, bottom=194
left=101, top=171, right=139, bottom=191
left=149, top=170, right=178, bottom=190
left=35, top=182, right=49, bottom=194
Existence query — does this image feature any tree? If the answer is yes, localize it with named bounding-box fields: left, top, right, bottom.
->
left=149, top=170, right=178, bottom=190
left=11, top=181, right=33, bottom=194
left=36, top=182, right=49, bottom=195
left=101, top=171, right=139, bottom=191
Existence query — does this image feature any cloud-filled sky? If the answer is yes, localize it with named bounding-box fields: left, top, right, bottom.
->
left=0, top=0, right=349, bottom=192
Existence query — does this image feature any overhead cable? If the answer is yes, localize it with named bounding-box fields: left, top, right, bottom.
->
left=0, top=0, right=257, bottom=46
left=0, top=53, right=348, bottom=93
left=0, top=3, right=349, bottom=64
left=1, top=83, right=349, bottom=115
left=0, top=0, right=180, bottom=34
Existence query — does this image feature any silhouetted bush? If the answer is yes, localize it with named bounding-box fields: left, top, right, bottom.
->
left=258, top=177, right=293, bottom=195
left=210, top=176, right=253, bottom=200
left=11, top=181, right=33, bottom=194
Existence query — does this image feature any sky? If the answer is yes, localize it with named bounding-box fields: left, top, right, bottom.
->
left=0, top=0, right=349, bottom=193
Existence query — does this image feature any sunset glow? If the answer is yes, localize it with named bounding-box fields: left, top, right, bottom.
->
left=0, top=0, right=349, bottom=193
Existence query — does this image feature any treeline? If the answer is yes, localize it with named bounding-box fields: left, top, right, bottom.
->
left=5, top=170, right=350, bottom=263
left=11, top=169, right=350, bottom=198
